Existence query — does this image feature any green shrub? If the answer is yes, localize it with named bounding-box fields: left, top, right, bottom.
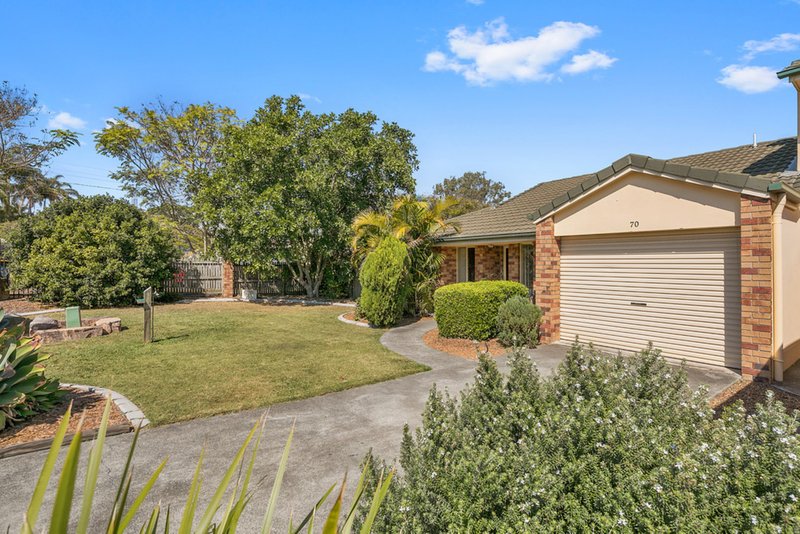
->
left=9, top=195, right=179, bottom=307
left=359, top=236, right=410, bottom=327
left=361, top=344, right=800, bottom=532
left=434, top=280, right=528, bottom=340
left=496, top=295, right=542, bottom=348
left=0, top=311, right=62, bottom=429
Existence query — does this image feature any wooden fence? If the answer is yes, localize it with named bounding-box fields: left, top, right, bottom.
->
left=163, top=261, right=223, bottom=295
left=0, top=260, right=36, bottom=300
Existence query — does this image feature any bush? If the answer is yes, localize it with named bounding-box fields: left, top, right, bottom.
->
left=0, top=311, right=62, bottom=429
left=434, top=280, right=528, bottom=340
left=359, top=236, right=410, bottom=327
left=360, top=344, right=800, bottom=532
left=496, top=295, right=542, bottom=348
left=9, top=195, right=179, bottom=307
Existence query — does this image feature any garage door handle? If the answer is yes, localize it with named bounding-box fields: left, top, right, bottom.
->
left=630, top=302, right=647, bottom=307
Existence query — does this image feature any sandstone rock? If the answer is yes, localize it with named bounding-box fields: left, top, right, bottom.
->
left=30, top=316, right=59, bottom=332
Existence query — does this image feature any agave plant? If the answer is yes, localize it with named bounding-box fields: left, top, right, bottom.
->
left=20, top=397, right=393, bottom=533
left=0, top=311, right=63, bottom=429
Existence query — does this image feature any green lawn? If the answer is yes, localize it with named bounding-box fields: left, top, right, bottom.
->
left=44, top=302, right=427, bottom=425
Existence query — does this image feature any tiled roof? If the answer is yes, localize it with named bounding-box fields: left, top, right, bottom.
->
left=440, top=137, right=799, bottom=242
left=439, top=174, right=589, bottom=242
left=668, top=137, right=797, bottom=182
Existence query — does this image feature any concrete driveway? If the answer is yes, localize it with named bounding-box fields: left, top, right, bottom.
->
left=0, top=319, right=739, bottom=532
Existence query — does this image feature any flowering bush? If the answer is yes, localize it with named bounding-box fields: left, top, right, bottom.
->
left=360, top=343, right=800, bottom=532
left=496, top=295, right=542, bottom=348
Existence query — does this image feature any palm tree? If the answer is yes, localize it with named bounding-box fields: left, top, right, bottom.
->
left=352, top=195, right=460, bottom=314
left=9, top=170, right=77, bottom=216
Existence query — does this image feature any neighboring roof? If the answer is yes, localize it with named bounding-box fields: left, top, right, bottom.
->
left=438, top=174, right=589, bottom=242
left=669, top=137, right=797, bottom=182
left=439, top=136, right=799, bottom=242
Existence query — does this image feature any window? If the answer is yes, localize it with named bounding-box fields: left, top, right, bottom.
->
left=457, top=247, right=476, bottom=282
left=520, top=244, right=534, bottom=291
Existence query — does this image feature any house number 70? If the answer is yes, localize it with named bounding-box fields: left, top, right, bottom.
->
left=630, top=221, right=640, bottom=228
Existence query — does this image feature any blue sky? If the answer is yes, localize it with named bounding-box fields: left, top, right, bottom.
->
left=5, top=0, right=800, bottom=198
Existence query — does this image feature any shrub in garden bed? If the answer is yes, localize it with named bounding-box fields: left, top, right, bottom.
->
left=0, top=312, right=62, bottom=430
left=359, top=235, right=410, bottom=327
left=496, top=295, right=542, bottom=348
left=434, top=280, right=528, bottom=340
left=358, top=343, right=800, bottom=532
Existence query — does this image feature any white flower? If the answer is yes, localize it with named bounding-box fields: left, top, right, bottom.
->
left=654, top=483, right=663, bottom=493
left=751, top=516, right=758, bottom=525
left=790, top=493, right=797, bottom=502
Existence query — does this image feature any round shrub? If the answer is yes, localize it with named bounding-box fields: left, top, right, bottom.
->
left=358, top=236, right=410, bottom=327
left=434, top=280, right=528, bottom=340
left=496, top=295, right=542, bottom=348
left=9, top=195, right=179, bottom=307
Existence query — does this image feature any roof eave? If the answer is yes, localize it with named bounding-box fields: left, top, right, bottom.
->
left=768, top=181, right=800, bottom=203
left=529, top=154, right=773, bottom=224
left=436, top=231, right=536, bottom=245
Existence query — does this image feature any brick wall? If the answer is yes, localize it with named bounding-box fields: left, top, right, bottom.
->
left=740, top=196, right=773, bottom=380
left=507, top=244, right=521, bottom=283
left=535, top=218, right=560, bottom=343
left=222, top=261, right=235, bottom=298
left=475, top=245, right=503, bottom=280
left=438, top=247, right=457, bottom=285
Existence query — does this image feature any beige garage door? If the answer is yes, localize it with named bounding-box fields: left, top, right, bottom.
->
left=560, top=228, right=741, bottom=368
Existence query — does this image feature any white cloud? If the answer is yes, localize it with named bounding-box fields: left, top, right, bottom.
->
left=48, top=111, right=87, bottom=130
left=742, top=33, right=800, bottom=60
left=717, top=65, right=781, bottom=94
left=465, top=0, right=484, bottom=4
left=561, top=50, right=617, bottom=74
left=297, top=93, right=322, bottom=104
left=423, top=18, right=613, bottom=85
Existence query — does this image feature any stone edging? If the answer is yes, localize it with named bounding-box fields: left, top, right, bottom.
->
left=337, top=313, right=373, bottom=328
left=63, top=383, right=150, bottom=428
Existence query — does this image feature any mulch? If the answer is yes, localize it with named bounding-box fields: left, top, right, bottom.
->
left=422, top=328, right=507, bottom=360
left=710, top=378, right=800, bottom=416
left=0, top=298, right=52, bottom=315
left=0, top=388, right=130, bottom=449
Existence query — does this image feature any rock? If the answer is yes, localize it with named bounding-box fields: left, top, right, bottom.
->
left=94, top=317, right=122, bottom=334
left=30, top=316, right=59, bottom=332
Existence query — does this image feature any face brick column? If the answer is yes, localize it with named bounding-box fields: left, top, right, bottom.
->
left=437, top=247, right=457, bottom=285
left=475, top=246, right=503, bottom=280
left=222, top=261, right=236, bottom=298
left=507, top=244, right=521, bottom=283
left=740, top=196, right=773, bottom=380
left=535, top=218, right=560, bottom=343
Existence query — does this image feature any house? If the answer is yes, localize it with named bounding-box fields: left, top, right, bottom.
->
left=436, top=60, right=800, bottom=382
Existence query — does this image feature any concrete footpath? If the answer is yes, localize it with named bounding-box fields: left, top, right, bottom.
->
left=0, top=320, right=738, bottom=531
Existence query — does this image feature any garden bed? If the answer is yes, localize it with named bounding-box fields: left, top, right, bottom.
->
left=0, top=298, right=50, bottom=315
left=0, top=387, right=131, bottom=458
left=423, top=327, right=507, bottom=360
left=341, top=311, right=371, bottom=325
left=710, top=378, right=800, bottom=416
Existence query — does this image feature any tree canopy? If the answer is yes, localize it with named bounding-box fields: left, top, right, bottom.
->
left=432, top=171, right=510, bottom=217
left=94, top=101, right=237, bottom=253
left=0, top=82, right=79, bottom=221
left=199, top=95, right=418, bottom=297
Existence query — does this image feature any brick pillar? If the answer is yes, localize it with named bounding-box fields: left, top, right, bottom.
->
left=222, top=261, right=235, bottom=298
left=437, top=247, right=457, bottom=286
left=740, top=196, right=773, bottom=380
left=535, top=218, right=560, bottom=343
left=475, top=245, right=503, bottom=280
left=507, top=244, right=521, bottom=283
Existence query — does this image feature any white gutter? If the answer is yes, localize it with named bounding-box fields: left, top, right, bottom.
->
left=772, top=193, right=787, bottom=382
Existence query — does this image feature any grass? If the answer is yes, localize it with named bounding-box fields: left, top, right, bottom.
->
left=43, top=302, right=428, bottom=425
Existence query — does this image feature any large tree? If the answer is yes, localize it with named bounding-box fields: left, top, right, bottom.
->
left=0, top=82, right=79, bottom=221
left=199, top=95, right=418, bottom=297
left=432, top=171, right=510, bottom=217
left=94, top=101, right=237, bottom=253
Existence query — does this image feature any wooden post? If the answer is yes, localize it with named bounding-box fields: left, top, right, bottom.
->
left=143, top=286, right=154, bottom=343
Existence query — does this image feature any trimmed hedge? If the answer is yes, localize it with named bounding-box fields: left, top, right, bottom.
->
left=434, top=280, right=528, bottom=340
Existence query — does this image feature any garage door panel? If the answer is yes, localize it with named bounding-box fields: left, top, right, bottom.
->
left=559, top=229, right=741, bottom=368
